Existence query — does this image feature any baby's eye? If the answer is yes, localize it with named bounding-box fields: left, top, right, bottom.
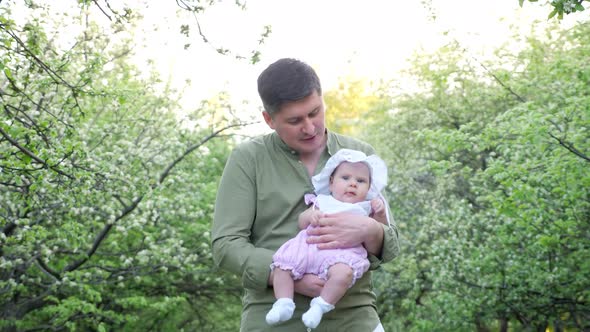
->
left=341, top=175, right=350, bottom=180
left=357, top=179, right=366, bottom=183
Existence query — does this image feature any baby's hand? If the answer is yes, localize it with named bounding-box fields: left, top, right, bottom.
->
left=370, top=198, right=387, bottom=224
left=371, top=198, right=385, bottom=215
left=309, top=210, right=325, bottom=227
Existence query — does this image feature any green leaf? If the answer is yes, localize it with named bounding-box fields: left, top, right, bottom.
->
left=4, top=68, right=12, bottom=80
left=22, top=155, right=32, bottom=164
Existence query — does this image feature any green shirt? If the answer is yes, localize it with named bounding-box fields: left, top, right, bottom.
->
left=212, top=131, right=400, bottom=331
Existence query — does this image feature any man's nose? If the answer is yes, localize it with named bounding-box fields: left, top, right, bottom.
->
left=301, top=118, right=314, bottom=134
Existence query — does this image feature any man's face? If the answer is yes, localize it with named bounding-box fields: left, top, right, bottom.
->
left=262, top=91, right=326, bottom=156
left=329, top=162, right=371, bottom=204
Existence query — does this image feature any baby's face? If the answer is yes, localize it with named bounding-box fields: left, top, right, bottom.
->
left=329, top=162, right=371, bottom=204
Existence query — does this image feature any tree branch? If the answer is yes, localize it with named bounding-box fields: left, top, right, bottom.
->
left=60, top=121, right=253, bottom=273
left=35, top=258, right=60, bottom=281
left=92, top=0, right=112, bottom=21
left=548, top=132, right=590, bottom=162
left=0, top=125, right=74, bottom=179
left=456, top=40, right=526, bottom=103
left=63, top=195, right=142, bottom=273
left=158, top=122, right=255, bottom=185
left=1, top=26, right=77, bottom=91
left=474, top=57, right=526, bottom=103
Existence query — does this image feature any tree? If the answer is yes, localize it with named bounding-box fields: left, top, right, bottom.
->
left=323, top=78, right=388, bottom=137
left=420, top=1, right=586, bottom=21
left=369, top=20, right=590, bottom=331
left=519, top=0, right=586, bottom=19
left=0, top=2, right=253, bottom=331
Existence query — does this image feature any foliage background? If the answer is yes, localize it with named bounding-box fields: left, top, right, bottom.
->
left=1, top=1, right=588, bottom=331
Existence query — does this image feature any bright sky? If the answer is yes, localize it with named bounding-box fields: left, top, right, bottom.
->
left=134, top=0, right=564, bottom=108
left=8, top=0, right=585, bottom=112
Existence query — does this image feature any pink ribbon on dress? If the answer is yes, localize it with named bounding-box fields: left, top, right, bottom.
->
left=304, top=193, right=317, bottom=206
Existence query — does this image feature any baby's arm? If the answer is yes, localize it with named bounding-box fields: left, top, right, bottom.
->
left=298, top=206, right=325, bottom=229
left=370, top=198, right=388, bottom=225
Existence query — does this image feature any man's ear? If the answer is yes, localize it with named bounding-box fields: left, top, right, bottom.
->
left=262, top=111, right=275, bottom=129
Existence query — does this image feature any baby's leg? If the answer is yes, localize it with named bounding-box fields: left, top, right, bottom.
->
left=302, top=263, right=352, bottom=329
left=266, top=269, right=296, bottom=325
left=321, top=263, right=354, bottom=304
left=273, top=268, right=295, bottom=299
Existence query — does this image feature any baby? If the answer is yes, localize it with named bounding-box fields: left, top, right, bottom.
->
left=266, top=149, right=389, bottom=329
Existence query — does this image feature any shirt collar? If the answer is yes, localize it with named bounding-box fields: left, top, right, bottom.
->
left=271, top=129, right=336, bottom=157
left=325, top=130, right=338, bottom=156
left=270, top=131, right=298, bottom=156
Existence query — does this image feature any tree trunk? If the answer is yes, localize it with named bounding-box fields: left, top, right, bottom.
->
left=475, top=313, right=490, bottom=332
left=498, top=317, right=508, bottom=332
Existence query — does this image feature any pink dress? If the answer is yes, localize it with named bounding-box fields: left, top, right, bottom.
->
left=271, top=195, right=371, bottom=285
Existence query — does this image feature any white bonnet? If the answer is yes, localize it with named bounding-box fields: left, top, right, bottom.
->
left=312, top=149, right=388, bottom=200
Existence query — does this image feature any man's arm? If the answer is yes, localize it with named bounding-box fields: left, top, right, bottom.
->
left=268, top=270, right=325, bottom=298
left=305, top=207, right=399, bottom=268
left=211, top=148, right=274, bottom=290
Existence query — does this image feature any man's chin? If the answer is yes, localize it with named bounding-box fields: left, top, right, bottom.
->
left=297, top=139, right=322, bottom=152
left=303, top=130, right=326, bottom=143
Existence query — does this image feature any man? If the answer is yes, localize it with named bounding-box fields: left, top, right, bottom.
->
left=211, top=58, right=399, bottom=331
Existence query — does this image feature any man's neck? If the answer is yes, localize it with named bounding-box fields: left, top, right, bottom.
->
left=300, top=139, right=327, bottom=177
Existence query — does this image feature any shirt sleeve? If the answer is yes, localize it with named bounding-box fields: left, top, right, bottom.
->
left=211, top=147, right=273, bottom=290
left=367, top=222, right=400, bottom=270
left=367, top=195, right=400, bottom=270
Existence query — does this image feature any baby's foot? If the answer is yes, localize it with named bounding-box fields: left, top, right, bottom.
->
left=302, top=297, right=335, bottom=329
left=302, top=305, right=323, bottom=328
left=266, top=298, right=295, bottom=325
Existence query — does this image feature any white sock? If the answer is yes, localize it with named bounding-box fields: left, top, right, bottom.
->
left=302, top=296, right=335, bottom=329
left=266, top=298, right=296, bottom=325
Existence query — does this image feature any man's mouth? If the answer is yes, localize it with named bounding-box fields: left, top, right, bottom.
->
left=302, top=134, right=316, bottom=140
left=301, top=134, right=317, bottom=142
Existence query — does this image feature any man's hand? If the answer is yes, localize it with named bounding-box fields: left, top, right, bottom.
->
left=308, top=210, right=325, bottom=227
left=294, top=274, right=325, bottom=298
left=268, top=271, right=324, bottom=298
left=305, top=213, right=384, bottom=256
